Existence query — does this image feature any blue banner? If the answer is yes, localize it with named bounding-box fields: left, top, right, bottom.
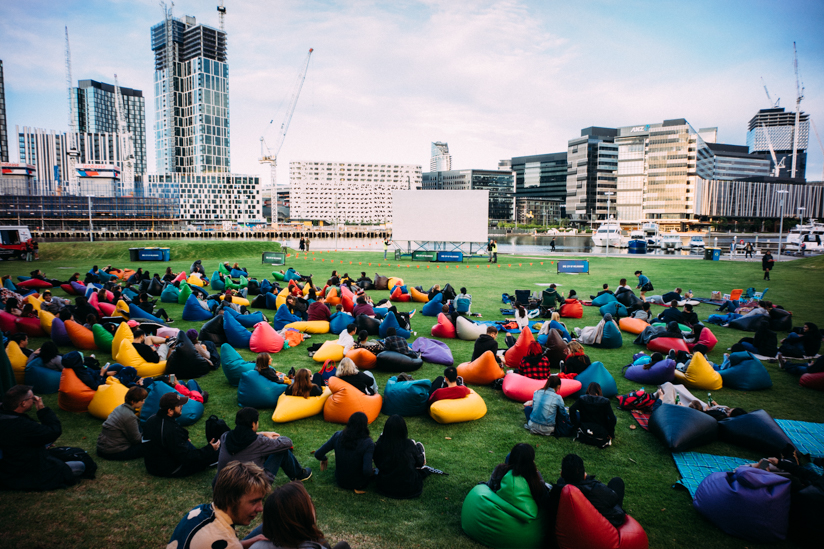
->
left=138, top=249, right=165, bottom=261
left=557, top=260, right=589, bottom=274
left=436, top=251, right=463, bottom=262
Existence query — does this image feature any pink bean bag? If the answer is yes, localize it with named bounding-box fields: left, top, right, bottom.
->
left=249, top=322, right=285, bottom=353
left=173, top=271, right=187, bottom=283
left=17, top=278, right=52, bottom=289
left=687, top=327, right=718, bottom=353
left=501, top=372, right=581, bottom=402
left=15, top=316, right=45, bottom=337
left=800, top=372, right=824, bottom=391
left=0, top=311, right=19, bottom=332
left=431, top=313, right=456, bottom=338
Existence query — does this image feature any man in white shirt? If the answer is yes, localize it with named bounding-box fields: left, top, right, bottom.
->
left=337, top=323, right=358, bottom=354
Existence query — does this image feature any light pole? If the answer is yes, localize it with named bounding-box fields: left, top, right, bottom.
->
left=604, top=191, right=615, bottom=256
left=798, top=206, right=805, bottom=227
left=777, top=189, right=788, bottom=262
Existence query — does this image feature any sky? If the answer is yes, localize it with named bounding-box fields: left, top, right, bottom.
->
left=2, top=0, right=824, bottom=186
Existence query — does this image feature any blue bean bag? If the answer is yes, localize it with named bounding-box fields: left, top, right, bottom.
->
left=411, top=337, right=453, bottom=366
left=139, top=381, right=204, bottom=426
left=591, top=293, right=617, bottom=307
left=210, top=271, right=225, bottom=291
left=381, top=376, right=432, bottom=416
left=728, top=314, right=770, bottom=332
left=379, top=312, right=411, bottom=339
left=330, top=312, right=355, bottom=335
left=375, top=351, right=423, bottom=372
left=706, top=313, right=740, bottom=325
left=237, top=370, right=288, bottom=408
left=220, top=344, right=256, bottom=386
left=16, top=275, right=31, bottom=282
left=260, top=279, right=273, bottom=294
left=649, top=403, right=717, bottom=452
left=182, top=294, right=213, bottom=321
left=223, top=311, right=252, bottom=349
left=284, top=268, right=301, bottom=282
left=718, top=352, right=772, bottom=391
left=694, top=467, right=791, bottom=543
left=593, top=321, right=623, bottom=349
left=273, top=304, right=301, bottom=330
left=84, top=285, right=98, bottom=299
left=264, top=292, right=280, bottom=310
left=623, top=357, right=676, bottom=385
left=571, top=361, right=617, bottom=398
left=599, top=301, right=628, bottom=318
left=23, top=357, right=62, bottom=394
left=128, top=303, right=165, bottom=324
left=718, top=409, right=793, bottom=456
left=4, top=278, right=17, bottom=291
left=372, top=307, right=388, bottom=318
left=229, top=268, right=246, bottom=279
left=160, top=284, right=180, bottom=303
left=422, top=293, right=443, bottom=317
left=223, top=308, right=265, bottom=328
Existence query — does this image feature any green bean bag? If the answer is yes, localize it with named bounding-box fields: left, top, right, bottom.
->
left=177, top=282, right=193, bottom=305
left=160, top=283, right=180, bottom=303
left=92, top=324, right=114, bottom=351
left=221, top=344, right=255, bottom=386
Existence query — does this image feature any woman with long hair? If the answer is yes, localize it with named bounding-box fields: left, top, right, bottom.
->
left=524, top=375, right=565, bottom=436
left=373, top=415, right=427, bottom=499
left=778, top=322, right=821, bottom=358
left=255, top=352, right=286, bottom=384
left=285, top=368, right=323, bottom=397
left=569, top=382, right=617, bottom=447
left=335, top=357, right=378, bottom=395
left=513, top=301, right=529, bottom=331
left=562, top=341, right=591, bottom=375
left=27, top=340, right=63, bottom=371
left=314, top=411, right=376, bottom=493
left=486, top=443, right=549, bottom=506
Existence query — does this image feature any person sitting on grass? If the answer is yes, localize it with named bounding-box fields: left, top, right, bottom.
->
left=778, top=322, right=821, bottom=359
left=335, top=358, right=378, bottom=395
left=657, top=300, right=685, bottom=324
left=523, top=375, right=565, bottom=436
left=569, top=382, right=616, bottom=447
left=254, top=352, right=288, bottom=384
left=485, top=443, right=551, bottom=507
left=472, top=325, right=500, bottom=362
left=284, top=368, right=324, bottom=397
left=132, top=328, right=170, bottom=362
left=40, top=290, right=69, bottom=315
left=555, top=453, right=626, bottom=527
left=96, top=386, right=148, bottom=461
left=575, top=313, right=619, bottom=346
left=353, top=296, right=375, bottom=318
left=429, top=365, right=466, bottom=395
left=373, top=415, right=429, bottom=499
left=135, top=292, right=173, bottom=323
left=428, top=367, right=470, bottom=404
left=519, top=341, right=552, bottom=380
left=314, top=411, right=376, bottom=494
left=307, top=295, right=331, bottom=322
left=682, top=303, right=700, bottom=327
left=353, top=330, right=384, bottom=355
left=630, top=302, right=652, bottom=322
left=26, top=340, right=63, bottom=371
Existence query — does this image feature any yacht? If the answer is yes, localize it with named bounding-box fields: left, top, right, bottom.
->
left=590, top=222, right=623, bottom=247
left=685, top=235, right=706, bottom=249
left=642, top=222, right=661, bottom=248
left=785, top=221, right=824, bottom=253
left=661, top=230, right=683, bottom=249
left=626, top=229, right=647, bottom=254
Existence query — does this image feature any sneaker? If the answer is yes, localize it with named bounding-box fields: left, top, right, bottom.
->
left=297, top=467, right=312, bottom=481
left=777, top=352, right=786, bottom=369
left=574, top=327, right=582, bottom=337
left=409, top=309, right=416, bottom=318
left=667, top=349, right=676, bottom=360
left=167, top=318, right=175, bottom=324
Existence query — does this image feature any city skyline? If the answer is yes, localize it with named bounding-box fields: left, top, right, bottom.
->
left=1, top=0, right=823, bottom=188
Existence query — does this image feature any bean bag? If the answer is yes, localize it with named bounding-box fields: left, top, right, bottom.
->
left=501, top=372, right=581, bottom=402
left=382, top=376, right=432, bottom=416
left=271, top=387, right=331, bottom=422
left=693, top=467, right=790, bottom=543
left=718, top=409, right=793, bottom=456
left=112, top=299, right=130, bottom=319
left=648, top=403, right=717, bottom=452
left=25, top=295, right=43, bottom=311
left=312, top=340, right=345, bottom=363
left=591, top=293, right=618, bottom=307
left=430, top=389, right=487, bottom=423
left=409, top=287, right=429, bottom=303
left=375, top=350, right=423, bottom=372
left=259, top=291, right=278, bottom=310
left=250, top=322, right=285, bottom=354
left=111, top=322, right=134, bottom=356
left=7, top=341, right=28, bottom=384
left=0, top=311, right=18, bottom=332
left=228, top=268, right=245, bottom=279
left=623, top=357, right=675, bottom=385
left=600, top=302, right=628, bottom=319
left=422, top=293, right=443, bottom=316
left=800, top=372, right=824, bottom=391
left=217, top=345, right=254, bottom=387
left=50, top=318, right=72, bottom=346
left=98, top=302, right=115, bottom=317
left=340, top=286, right=355, bottom=313
left=177, top=282, right=193, bottom=305
left=172, top=271, right=187, bottom=283
left=556, top=484, right=649, bottom=549
left=57, top=367, right=97, bottom=413
left=548, top=320, right=571, bottom=342
left=728, top=314, right=770, bottom=332
left=456, top=316, right=486, bottom=341
left=411, top=337, right=453, bottom=366
left=237, top=370, right=289, bottom=409
left=431, top=313, right=456, bottom=338
left=92, top=324, right=114, bottom=351
left=544, top=329, right=570, bottom=369
left=198, top=315, right=227, bottom=346
left=219, top=263, right=231, bottom=276
left=146, top=278, right=163, bottom=296
left=223, top=312, right=252, bottom=348
left=379, top=312, right=411, bottom=339
left=718, top=352, right=772, bottom=391
left=374, top=275, right=389, bottom=290
left=672, top=352, right=722, bottom=390
left=387, top=277, right=404, bottom=289
left=87, top=380, right=129, bottom=420
left=571, top=362, right=617, bottom=398
left=646, top=337, right=689, bottom=354
left=15, top=316, right=45, bottom=338
left=461, top=471, right=544, bottom=549
left=186, top=273, right=205, bottom=287
left=24, top=357, right=62, bottom=394
left=271, top=270, right=285, bottom=281
left=115, top=339, right=167, bottom=377
left=504, top=328, right=536, bottom=368
left=559, top=299, right=583, bottom=319
left=221, top=295, right=250, bottom=307
left=592, top=321, right=623, bottom=349
left=209, top=271, right=225, bottom=291
left=139, top=381, right=204, bottom=426
left=768, top=308, right=793, bottom=332
left=39, top=310, right=55, bottom=335
left=70, top=281, right=87, bottom=295
left=181, top=294, right=212, bottom=322
left=323, top=376, right=382, bottom=424
left=284, top=321, right=330, bottom=334
left=345, top=348, right=378, bottom=370
left=271, top=304, right=300, bottom=330
left=166, top=331, right=212, bottom=379
left=64, top=320, right=98, bottom=350
left=60, top=283, right=78, bottom=295
left=390, top=287, right=410, bottom=302
left=223, top=308, right=265, bottom=329
left=17, top=278, right=52, bottom=289
left=330, top=312, right=354, bottom=335
left=274, top=288, right=290, bottom=310
left=457, top=351, right=505, bottom=385
left=687, top=327, right=718, bottom=353
left=650, top=321, right=691, bottom=333
left=325, top=287, right=341, bottom=307
left=128, top=303, right=165, bottom=324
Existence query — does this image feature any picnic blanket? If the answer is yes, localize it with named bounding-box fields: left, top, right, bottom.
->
left=476, top=320, right=542, bottom=334
left=776, top=419, right=824, bottom=458
left=630, top=410, right=650, bottom=431
left=693, top=297, right=725, bottom=306
left=672, top=452, right=751, bottom=498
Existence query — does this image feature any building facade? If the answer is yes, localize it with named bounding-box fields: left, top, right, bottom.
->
left=510, top=152, right=568, bottom=218
left=422, top=169, right=514, bottom=221
left=515, top=197, right=563, bottom=225
left=289, top=161, right=422, bottom=224
left=0, top=60, right=8, bottom=163
left=145, top=173, right=261, bottom=222
left=151, top=13, right=229, bottom=174
left=695, top=178, right=824, bottom=219
left=72, top=79, right=147, bottom=177
left=565, top=127, right=618, bottom=222
left=430, top=142, right=452, bottom=172
left=697, top=143, right=771, bottom=181
left=746, top=107, right=809, bottom=180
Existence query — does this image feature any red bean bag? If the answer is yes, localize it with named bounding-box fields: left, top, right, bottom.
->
left=64, top=320, right=98, bottom=350
left=800, top=372, right=824, bottom=391
left=249, top=322, right=285, bottom=353
left=15, top=316, right=45, bottom=337
left=98, top=302, right=115, bottom=316
left=504, top=327, right=535, bottom=368
left=58, top=368, right=97, bottom=413
left=687, top=327, right=718, bottom=353
left=323, top=376, right=382, bottom=424
left=457, top=351, right=505, bottom=385
left=17, top=278, right=52, bottom=289
left=0, top=311, right=18, bottom=332
left=340, top=286, right=356, bottom=313
left=618, top=317, right=648, bottom=335
left=390, top=286, right=411, bottom=302
left=501, top=372, right=581, bottom=402
left=61, top=283, right=78, bottom=295
left=346, top=348, right=378, bottom=370
left=172, top=271, right=187, bottom=283
left=431, top=313, right=456, bottom=338
left=647, top=337, right=689, bottom=354
left=559, top=299, right=583, bottom=319
left=556, top=484, right=648, bottom=549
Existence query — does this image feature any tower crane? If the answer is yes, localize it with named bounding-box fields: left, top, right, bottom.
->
left=760, top=77, right=779, bottom=108
left=113, top=74, right=136, bottom=192
left=217, top=0, right=226, bottom=31
left=761, top=123, right=785, bottom=178
left=810, top=118, right=824, bottom=182
left=65, top=27, right=80, bottom=194
left=791, top=41, right=804, bottom=179
left=260, top=48, right=313, bottom=227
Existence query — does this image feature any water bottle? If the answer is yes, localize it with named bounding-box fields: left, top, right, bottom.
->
left=675, top=394, right=681, bottom=406
left=707, top=393, right=713, bottom=407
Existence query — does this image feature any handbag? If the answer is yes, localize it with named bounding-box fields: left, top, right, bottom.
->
left=318, top=359, right=337, bottom=382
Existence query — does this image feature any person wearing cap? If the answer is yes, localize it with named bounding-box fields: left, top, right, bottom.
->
left=40, top=290, right=70, bottom=315
left=142, top=392, right=220, bottom=477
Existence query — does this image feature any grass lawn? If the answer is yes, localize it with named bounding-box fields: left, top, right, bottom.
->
left=2, top=242, right=823, bottom=548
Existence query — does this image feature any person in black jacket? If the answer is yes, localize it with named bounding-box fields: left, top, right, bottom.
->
left=681, top=303, right=699, bottom=327
left=569, top=382, right=617, bottom=443
left=142, top=392, right=220, bottom=477
left=314, top=411, right=376, bottom=493
left=657, top=301, right=685, bottom=325
left=555, top=453, right=626, bottom=527
left=136, top=292, right=173, bottom=323
left=373, top=415, right=427, bottom=499
left=472, top=326, right=500, bottom=363
left=0, top=385, right=86, bottom=490
left=71, top=296, right=99, bottom=324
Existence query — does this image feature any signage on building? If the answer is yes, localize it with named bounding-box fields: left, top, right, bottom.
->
left=261, top=252, right=286, bottom=265
left=557, top=260, right=590, bottom=274
left=630, top=125, right=650, bottom=133
left=1, top=163, right=36, bottom=176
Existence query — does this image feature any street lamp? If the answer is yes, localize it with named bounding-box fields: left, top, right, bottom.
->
left=777, top=189, right=788, bottom=262
left=604, top=192, right=615, bottom=256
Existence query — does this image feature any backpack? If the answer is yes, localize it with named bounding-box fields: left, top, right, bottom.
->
left=318, top=360, right=337, bottom=383
left=48, top=446, right=97, bottom=479
left=205, top=415, right=230, bottom=444
left=616, top=390, right=657, bottom=411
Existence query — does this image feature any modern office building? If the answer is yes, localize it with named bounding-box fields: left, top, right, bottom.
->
left=151, top=12, right=229, bottom=173
left=430, top=142, right=452, bottom=172
left=71, top=79, right=146, bottom=177
left=145, top=173, right=261, bottom=222
left=746, top=107, right=809, bottom=179
left=565, top=127, right=619, bottom=222
left=695, top=178, right=824, bottom=219
left=289, top=161, right=422, bottom=224
left=422, top=169, right=515, bottom=221
left=510, top=152, right=568, bottom=218
left=0, top=60, right=8, bottom=163
left=696, top=143, right=772, bottom=181
left=515, top=197, right=563, bottom=225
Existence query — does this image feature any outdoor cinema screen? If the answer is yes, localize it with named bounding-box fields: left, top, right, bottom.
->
left=391, top=190, right=489, bottom=242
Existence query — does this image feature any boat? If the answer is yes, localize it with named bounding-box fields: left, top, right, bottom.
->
left=627, top=229, right=647, bottom=254
left=642, top=222, right=661, bottom=248
left=785, top=221, right=824, bottom=253
left=685, top=235, right=706, bottom=249
left=590, top=222, right=623, bottom=247
left=661, top=230, right=683, bottom=249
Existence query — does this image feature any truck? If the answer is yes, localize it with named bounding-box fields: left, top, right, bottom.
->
left=0, top=226, right=33, bottom=260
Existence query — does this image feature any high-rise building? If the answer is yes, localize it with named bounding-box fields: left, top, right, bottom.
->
left=697, top=143, right=771, bottom=181
left=145, top=173, right=261, bottom=222
left=746, top=107, right=809, bottom=180
left=0, top=60, right=8, bottom=163
left=565, top=127, right=619, bottom=222
left=430, top=142, right=452, bottom=172
left=422, top=169, right=515, bottom=221
left=71, top=79, right=146, bottom=177
left=151, top=13, right=229, bottom=173
left=510, top=152, right=568, bottom=217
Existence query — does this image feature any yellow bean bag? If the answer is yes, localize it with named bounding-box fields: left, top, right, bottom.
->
left=284, top=321, right=330, bottom=334
left=387, top=277, right=404, bottom=288
left=410, top=287, right=430, bottom=303
left=430, top=389, right=487, bottom=424
left=87, top=380, right=129, bottom=420
left=113, top=299, right=130, bottom=319
left=275, top=288, right=290, bottom=310
left=323, top=376, right=383, bottom=424
left=312, top=340, right=345, bottom=363
left=673, top=352, right=723, bottom=390
left=302, top=284, right=311, bottom=297
left=116, top=339, right=166, bottom=377
left=111, top=322, right=134, bottom=356
left=26, top=294, right=43, bottom=311
left=187, top=273, right=205, bottom=287
left=39, top=310, right=56, bottom=335
left=221, top=295, right=251, bottom=307
left=7, top=341, right=28, bottom=384
left=272, top=387, right=332, bottom=422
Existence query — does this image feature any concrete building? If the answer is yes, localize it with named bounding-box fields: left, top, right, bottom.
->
left=422, top=169, right=515, bottom=221
left=151, top=12, right=229, bottom=173
left=510, top=152, right=568, bottom=218
left=746, top=107, right=809, bottom=179
left=0, top=60, right=8, bottom=163
left=565, top=127, right=619, bottom=222
left=515, top=197, right=563, bottom=225
left=430, top=142, right=452, bottom=172
left=289, top=161, right=422, bottom=224
left=145, top=173, right=261, bottom=222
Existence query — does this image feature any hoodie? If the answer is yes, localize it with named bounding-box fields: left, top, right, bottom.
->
left=569, top=394, right=616, bottom=438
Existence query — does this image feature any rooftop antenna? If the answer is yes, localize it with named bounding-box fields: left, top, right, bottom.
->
left=217, top=0, right=226, bottom=31
left=791, top=41, right=805, bottom=178
left=760, top=77, right=779, bottom=108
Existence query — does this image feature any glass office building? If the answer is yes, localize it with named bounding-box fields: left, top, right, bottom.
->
left=0, top=60, right=8, bottom=163
left=746, top=107, right=809, bottom=180
left=566, top=127, right=619, bottom=222
left=510, top=152, right=568, bottom=217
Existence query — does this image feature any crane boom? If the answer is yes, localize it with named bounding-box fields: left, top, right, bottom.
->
left=65, top=27, right=79, bottom=194
left=811, top=118, right=824, bottom=182
left=791, top=42, right=804, bottom=179
left=760, top=77, right=779, bottom=108
left=113, top=74, right=135, bottom=192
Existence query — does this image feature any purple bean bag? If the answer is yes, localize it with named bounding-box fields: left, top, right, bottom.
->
left=70, top=281, right=87, bottom=295
left=623, top=358, right=676, bottom=385
left=411, top=337, right=454, bottom=366
left=51, top=318, right=72, bottom=346
left=694, top=467, right=791, bottom=542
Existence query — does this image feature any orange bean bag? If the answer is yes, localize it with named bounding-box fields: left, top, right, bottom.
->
left=323, top=376, right=382, bottom=424
left=410, top=287, right=429, bottom=303
left=64, top=320, right=98, bottom=350
left=346, top=348, right=378, bottom=370
left=619, top=317, right=648, bottom=335
left=120, top=269, right=135, bottom=281
left=560, top=299, right=583, bottom=319
left=58, top=368, right=97, bottom=413
left=457, top=351, right=505, bottom=385
left=325, top=288, right=341, bottom=307
left=504, top=327, right=535, bottom=368
left=39, top=310, right=56, bottom=335
left=431, top=313, right=456, bottom=338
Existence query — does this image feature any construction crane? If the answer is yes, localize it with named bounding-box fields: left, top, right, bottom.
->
left=791, top=41, right=804, bottom=179
left=811, top=118, right=824, bottom=182
left=113, top=74, right=136, bottom=192
left=64, top=27, right=80, bottom=195
left=760, top=77, right=779, bottom=108
left=260, top=48, right=314, bottom=227
left=217, top=0, right=226, bottom=31
left=761, top=123, right=785, bottom=178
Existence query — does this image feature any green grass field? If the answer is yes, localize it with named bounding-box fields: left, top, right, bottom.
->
left=2, top=242, right=823, bottom=548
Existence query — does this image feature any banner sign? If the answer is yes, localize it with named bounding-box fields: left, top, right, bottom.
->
left=412, top=251, right=437, bottom=261
left=557, top=260, right=589, bottom=274
left=262, top=252, right=286, bottom=265
left=436, top=251, right=464, bottom=262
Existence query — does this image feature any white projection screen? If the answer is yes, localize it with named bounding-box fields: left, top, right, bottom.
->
left=391, top=190, right=489, bottom=242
